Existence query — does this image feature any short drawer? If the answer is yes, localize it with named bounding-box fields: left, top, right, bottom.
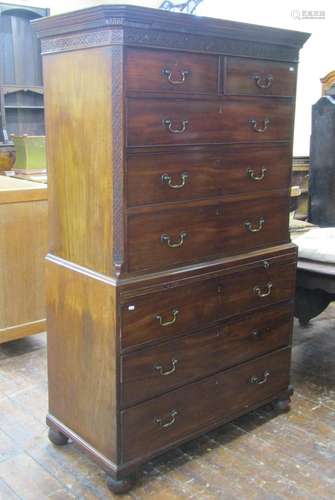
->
left=126, top=48, right=218, bottom=94
left=121, top=256, right=296, bottom=349
left=127, top=97, right=293, bottom=146
left=121, top=302, right=292, bottom=406
left=122, top=347, right=291, bottom=462
left=225, top=57, right=297, bottom=96
left=127, top=144, right=291, bottom=207
left=127, top=193, right=289, bottom=273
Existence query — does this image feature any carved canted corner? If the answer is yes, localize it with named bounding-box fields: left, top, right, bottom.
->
left=110, top=44, right=125, bottom=278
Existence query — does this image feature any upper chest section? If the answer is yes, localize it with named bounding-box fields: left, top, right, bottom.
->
left=125, top=49, right=297, bottom=98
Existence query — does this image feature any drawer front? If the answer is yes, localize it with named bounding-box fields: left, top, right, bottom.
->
left=127, top=97, right=293, bottom=146
left=127, top=194, right=289, bottom=272
left=225, top=57, right=297, bottom=97
left=121, top=258, right=296, bottom=349
left=126, top=48, right=219, bottom=94
left=122, top=347, right=291, bottom=462
left=121, top=302, right=292, bottom=406
left=127, top=144, right=291, bottom=207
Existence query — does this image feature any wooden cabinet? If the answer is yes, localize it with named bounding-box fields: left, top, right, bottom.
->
left=33, top=5, right=309, bottom=494
left=0, top=176, right=47, bottom=343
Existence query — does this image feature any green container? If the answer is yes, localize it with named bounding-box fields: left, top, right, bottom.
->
left=11, top=135, right=47, bottom=171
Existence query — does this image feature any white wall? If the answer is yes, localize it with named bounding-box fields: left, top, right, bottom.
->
left=9, top=0, right=333, bottom=155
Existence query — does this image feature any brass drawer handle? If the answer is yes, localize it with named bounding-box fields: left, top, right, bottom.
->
left=162, top=119, right=189, bottom=134
left=161, top=172, right=189, bottom=189
left=253, top=74, right=273, bottom=89
left=161, top=68, right=191, bottom=85
left=253, top=282, right=273, bottom=298
left=247, top=167, right=267, bottom=181
left=244, top=217, right=264, bottom=232
left=154, top=409, right=178, bottom=429
left=249, top=118, right=270, bottom=133
left=161, top=231, right=187, bottom=248
left=154, top=358, right=178, bottom=376
left=155, top=308, right=179, bottom=327
left=249, top=370, right=271, bottom=385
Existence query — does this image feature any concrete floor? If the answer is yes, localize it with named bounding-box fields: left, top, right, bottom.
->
left=0, top=306, right=335, bottom=499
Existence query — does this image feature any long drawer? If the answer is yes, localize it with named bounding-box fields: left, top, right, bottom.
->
left=122, top=347, right=291, bottom=462
left=127, top=144, right=291, bottom=207
left=127, top=97, right=293, bottom=146
left=121, top=256, right=296, bottom=349
left=121, top=302, right=292, bottom=406
left=127, top=193, right=289, bottom=273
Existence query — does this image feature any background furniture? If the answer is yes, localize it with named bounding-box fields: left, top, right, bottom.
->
left=321, top=70, right=335, bottom=97
left=0, top=144, right=15, bottom=173
left=291, top=156, right=310, bottom=221
left=292, top=228, right=335, bottom=324
left=9, top=134, right=47, bottom=183
left=11, top=134, right=46, bottom=171
left=0, top=3, right=49, bottom=144
left=0, top=176, right=47, bottom=343
left=293, top=73, right=335, bottom=322
left=34, top=6, right=308, bottom=493
left=309, top=95, right=335, bottom=226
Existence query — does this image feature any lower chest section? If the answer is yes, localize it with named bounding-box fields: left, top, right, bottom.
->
left=118, top=249, right=296, bottom=464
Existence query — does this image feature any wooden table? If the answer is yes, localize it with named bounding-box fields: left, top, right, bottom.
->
left=0, top=176, right=47, bottom=343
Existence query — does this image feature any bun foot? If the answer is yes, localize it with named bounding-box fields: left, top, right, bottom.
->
left=299, top=318, right=310, bottom=327
left=106, top=474, right=136, bottom=495
left=48, top=428, right=69, bottom=446
left=273, top=385, right=293, bottom=413
left=273, top=398, right=290, bottom=412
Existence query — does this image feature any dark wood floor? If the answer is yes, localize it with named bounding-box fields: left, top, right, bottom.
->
left=1, top=305, right=335, bottom=499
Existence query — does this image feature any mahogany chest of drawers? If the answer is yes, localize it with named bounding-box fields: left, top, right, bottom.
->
left=33, top=6, right=309, bottom=494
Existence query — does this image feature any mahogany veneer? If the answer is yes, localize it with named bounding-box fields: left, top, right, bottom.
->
left=33, top=5, right=309, bottom=494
